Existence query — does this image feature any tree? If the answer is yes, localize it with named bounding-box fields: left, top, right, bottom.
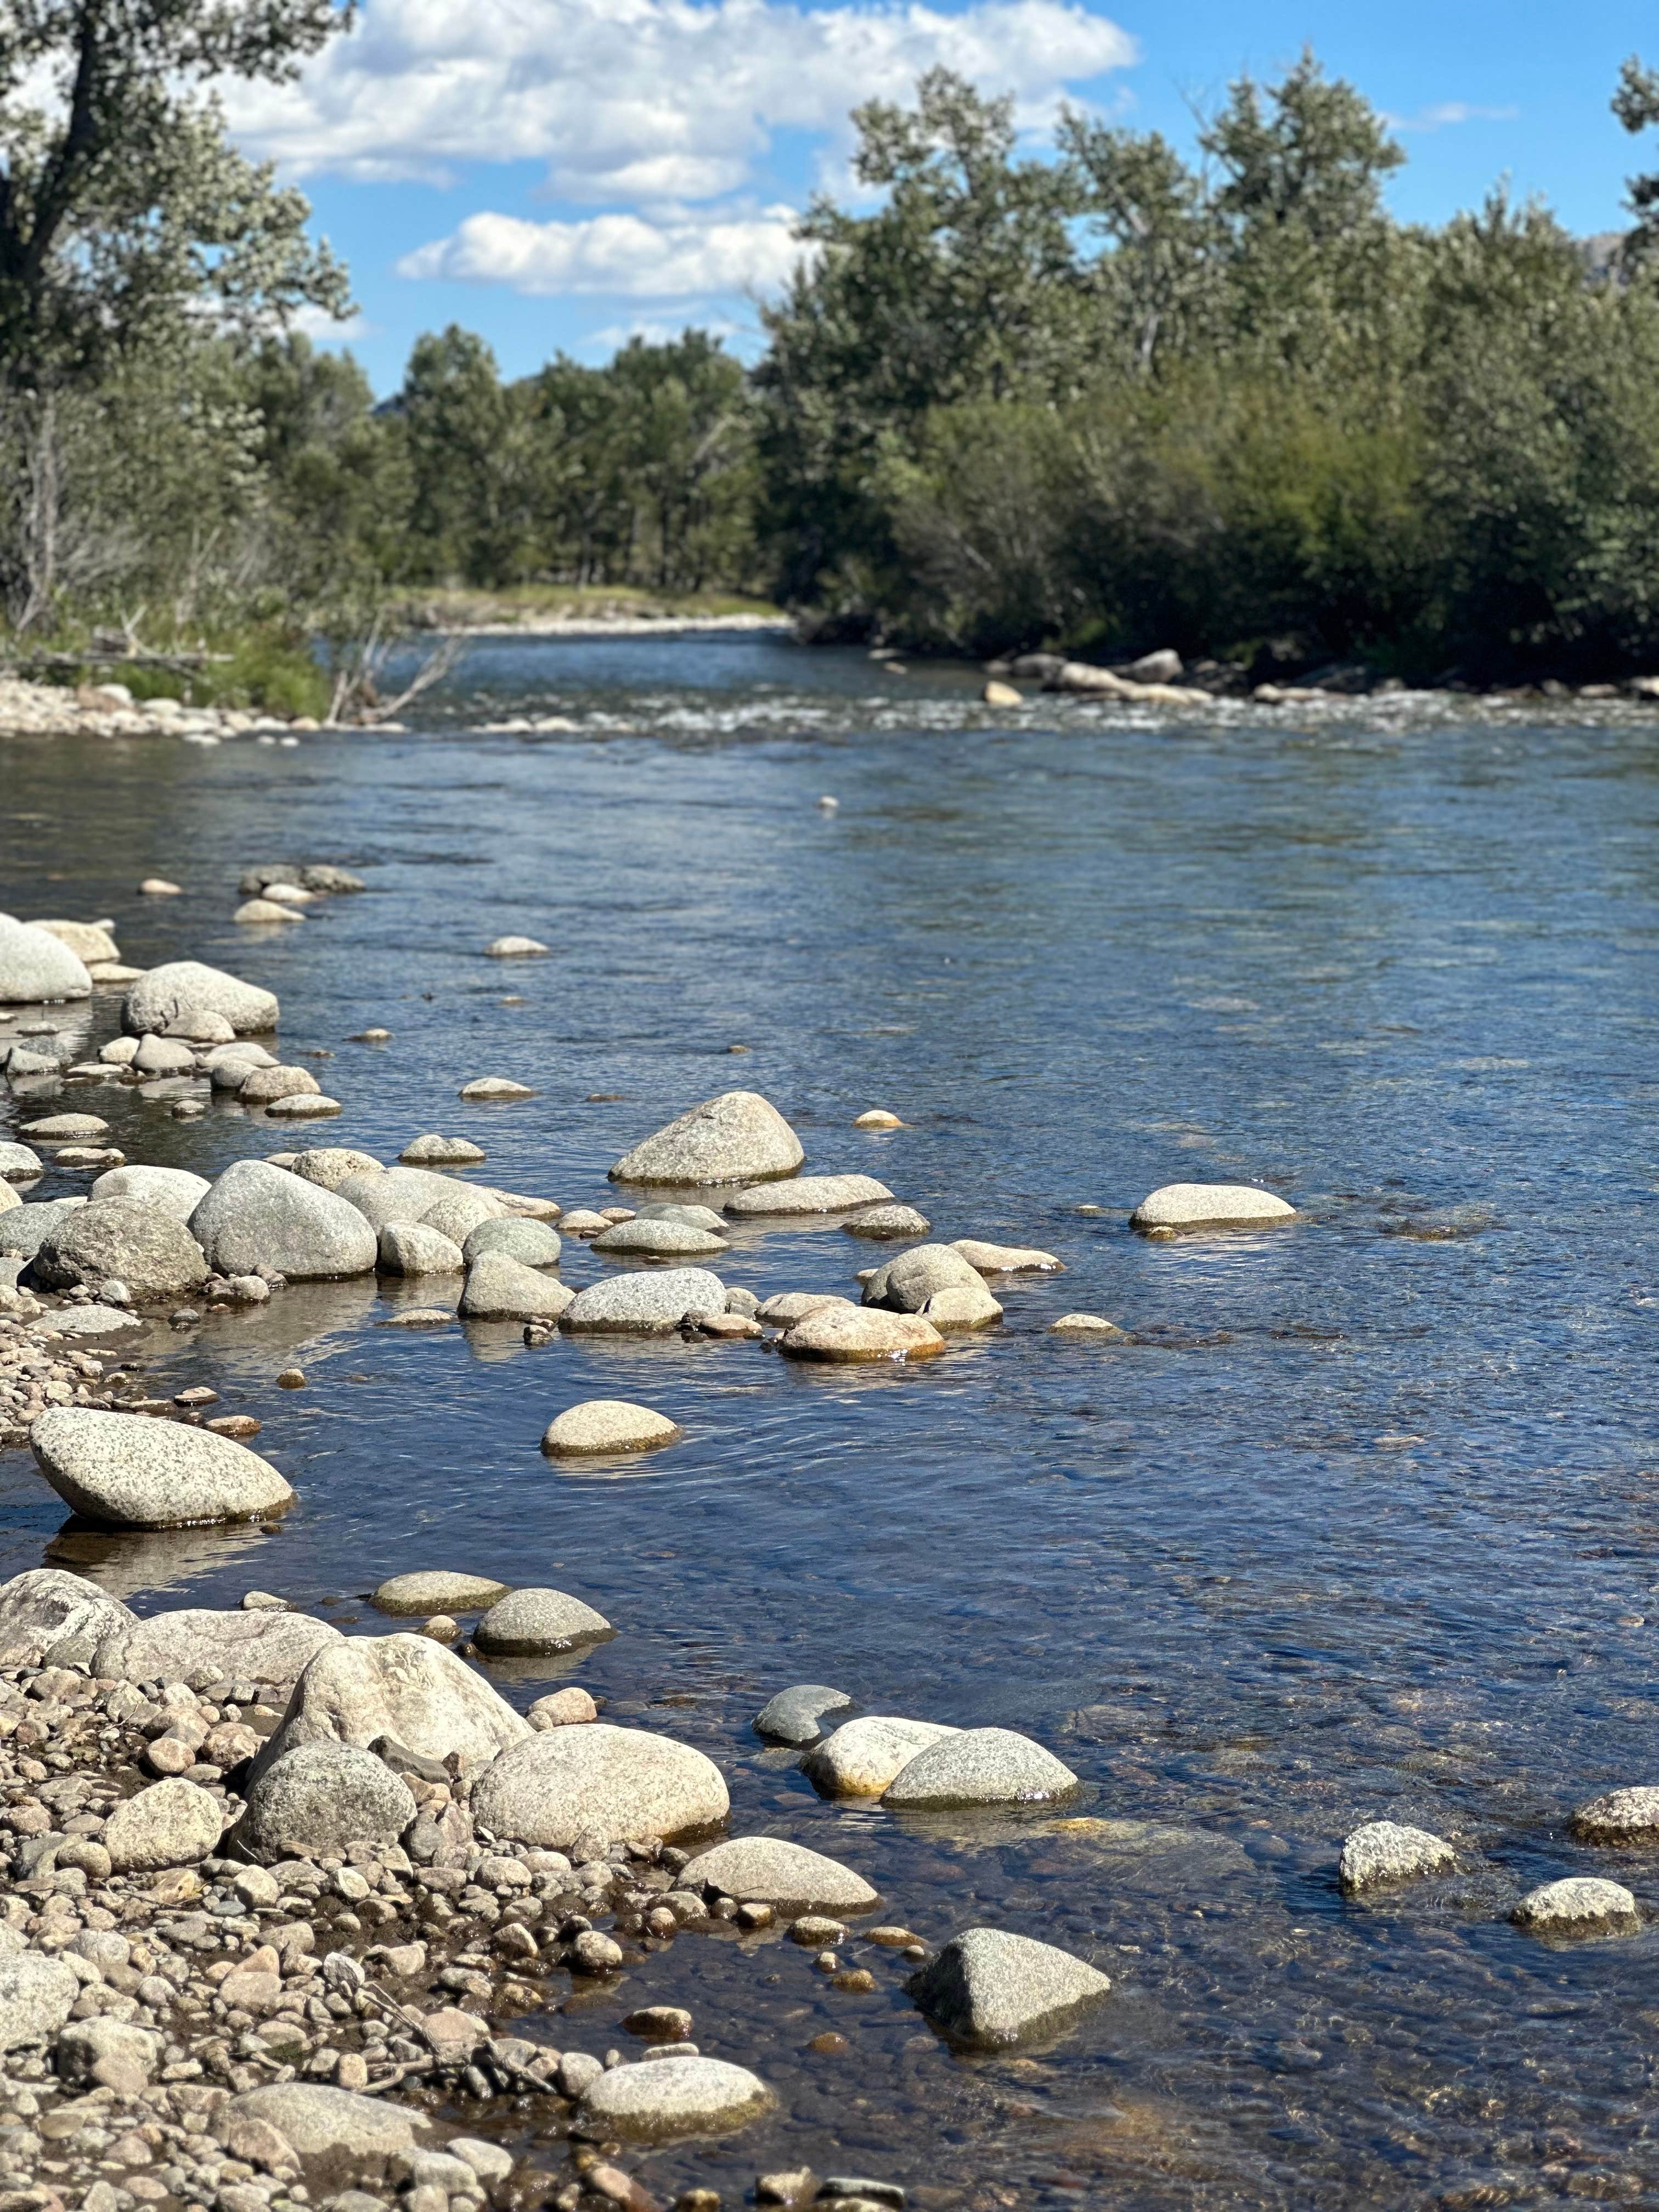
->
left=1615, top=55, right=1659, bottom=261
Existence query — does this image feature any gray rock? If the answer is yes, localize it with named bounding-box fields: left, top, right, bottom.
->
left=753, top=1684, right=853, bottom=1746
left=190, top=1159, right=377, bottom=1278
left=471, top=1723, right=729, bottom=1848
left=1130, top=1183, right=1296, bottom=1232
left=803, top=1718, right=958, bottom=1798
left=89, top=1165, right=212, bottom=1221
left=459, top=1252, right=574, bottom=1321
left=378, top=1223, right=464, bottom=1276
left=241, top=1743, right=418, bottom=1861
left=103, top=1778, right=223, bottom=1870
left=131, top=1033, right=197, bottom=1077
left=1337, top=1820, right=1455, bottom=1894
left=577, top=2055, right=774, bottom=2141
left=24, top=917, right=117, bottom=963
left=610, top=1091, right=804, bottom=1187
left=882, top=1728, right=1077, bottom=1809
left=473, top=1587, right=613, bottom=1654
left=951, top=1238, right=1063, bottom=1274
left=241, top=1063, right=320, bottom=1104
left=1048, top=1313, right=1129, bottom=1341
left=31, top=1200, right=208, bottom=1301
left=844, top=1203, right=932, bottom=1239
left=635, top=1202, right=727, bottom=1232
left=252, top=1632, right=530, bottom=1779
left=401, top=1133, right=485, bottom=1166
left=462, top=1217, right=562, bottom=1267
left=541, top=1400, right=681, bottom=1457
left=0, top=1951, right=78, bottom=2050
left=906, top=1928, right=1110, bottom=2047
left=123, top=960, right=278, bottom=1036
left=690, top=1836, right=878, bottom=1911
left=778, top=1307, right=945, bottom=1363
left=371, top=1571, right=510, bottom=1615
left=0, top=1142, right=43, bottom=1181
left=1571, top=1787, right=1659, bottom=1844
left=336, top=1167, right=456, bottom=1232
left=726, top=1174, right=893, bottom=1216
left=0, top=1567, right=134, bottom=1667
left=560, top=1267, right=727, bottom=1335
left=56, top=2016, right=160, bottom=2091
left=915, top=1282, right=1003, bottom=1331
left=591, top=1217, right=730, bottom=1258
left=290, top=1148, right=382, bottom=1192
left=0, top=1199, right=87, bottom=1260
left=1512, top=1877, right=1640, bottom=1936
left=0, top=913, right=92, bottom=1005
left=755, top=1292, right=851, bottom=1328
left=31, top=1407, right=296, bottom=1527
left=420, top=1186, right=506, bottom=1246
left=34, top=1302, right=140, bottom=1338
left=92, top=1606, right=342, bottom=1688
left=224, top=2084, right=428, bottom=2187
left=861, top=1244, right=984, bottom=1313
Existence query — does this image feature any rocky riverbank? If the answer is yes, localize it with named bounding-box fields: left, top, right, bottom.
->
left=0, top=685, right=321, bottom=747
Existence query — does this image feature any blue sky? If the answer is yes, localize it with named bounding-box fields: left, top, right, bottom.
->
left=223, top=0, right=1657, bottom=393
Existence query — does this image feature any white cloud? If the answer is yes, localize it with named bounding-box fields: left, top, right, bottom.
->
left=397, top=204, right=805, bottom=297
left=228, top=0, right=1137, bottom=198
left=289, top=303, right=372, bottom=341
left=1385, top=100, right=1519, bottom=134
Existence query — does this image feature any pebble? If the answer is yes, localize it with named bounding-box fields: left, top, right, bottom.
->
left=421, top=1612, right=459, bottom=1640
left=610, top=1090, right=804, bottom=1187
left=624, top=2005, right=695, bottom=2041
left=1338, top=1820, right=1456, bottom=1894
left=1130, top=1182, right=1297, bottom=1231
left=542, top=1400, right=683, bottom=1456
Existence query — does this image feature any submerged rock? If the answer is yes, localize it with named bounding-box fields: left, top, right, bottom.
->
left=473, top=1586, right=613, bottom=1655
left=484, top=936, right=549, bottom=958
left=691, top=1836, right=878, bottom=1912
left=541, top=1400, right=682, bottom=1457
left=471, top=1724, right=729, bottom=1848
left=1570, top=1787, right=1659, bottom=1844
left=31, top=1408, right=295, bottom=1527
left=1048, top=1313, right=1129, bottom=1340
left=610, top=1091, right=805, bottom=1186
left=1130, top=1183, right=1296, bottom=1232
left=123, top=960, right=278, bottom=1036
left=882, top=1728, right=1079, bottom=1809
left=591, top=1217, right=730, bottom=1258
left=1511, top=1877, right=1640, bottom=1937
left=906, top=1928, right=1110, bottom=2047
left=753, top=1684, right=853, bottom=1746
left=577, top=2056, right=774, bottom=2142
left=725, top=1174, right=893, bottom=1216
left=371, top=1571, right=510, bottom=1615
left=844, top=1204, right=932, bottom=1239
left=401, top=1133, right=486, bottom=1166
left=1338, top=1820, right=1455, bottom=1894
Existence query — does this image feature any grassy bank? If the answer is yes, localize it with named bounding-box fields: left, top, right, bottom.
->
left=394, top=584, right=787, bottom=630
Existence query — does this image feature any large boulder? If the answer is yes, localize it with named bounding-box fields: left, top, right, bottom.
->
left=123, top=961, right=278, bottom=1037
left=725, top=1175, right=892, bottom=1216
left=31, top=1200, right=208, bottom=1302
left=0, top=1143, right=43, bottom=1182
left=907, top=1928, right=1110, bottom=2047
left=92, top=1607, right=342, bottom=1689
left=0, top=913, right=92, bottom=1005
left=0, top=1953, right=79, bottom=2051
left=576, top=2057, right=774, bottom=2142
left=222, top=2085, right=428, bottom=2188
left=471, top=1724, right=729, bottom=1849
left=31, top=1408, right=296, bottom=1528
left=0, top=1198, right=88, bottom=1261
left=378, top=1223, right=464, bottom=1277
left=881, top=1728, right=1080, bottom=1809
left=89, top=1166, right=213, bottom=1223
left=251, top=1633, right=530, bottom=1781
left=1130, top=1183, right=1296, bottom=1232
left=103, top=1779, right=223, bottom=1871
left=689, top=1836, right=878, bottom=1913
left=240, top=1743, right=417, bottom=1862
left=610, top=1091, right=804, bottom=1187
left=472, top=1587, right=612, bottom=1655
left=458, top=1254, right=573, bottom=1321
left=559, top=1267, right=726, bottom=1335
left=25, top=917, right=118, bottom=964
left=0, top=1568, right=135, bottom=1666
left=802, top=1717, right=957, bottom=1798
left=189, top=1159, right=376, bottom=1279
left=336, top=1167, right=457, bottom=1233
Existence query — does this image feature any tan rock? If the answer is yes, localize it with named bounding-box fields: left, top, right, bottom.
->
left=779, top=1307, right=944, bottom=1362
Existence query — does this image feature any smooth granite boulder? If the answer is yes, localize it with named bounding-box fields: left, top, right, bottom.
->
left=861, top=1243, right=984, bottom=1312
left=471, top=1724, right=729, bottom=1849
left=31, top=1409, right=295, bottom=1528
left=882, top=1728, right=1080, bottom=1809
left=0, top=914, right=92, bottom=1005
left=907, top=1928, right=1110, bottom=2047
left=458, top=1253, right=573, bottom=1321
left=88, top=1166, right=213, bottom=1223
left=610, top=1091, right=804, bottom=1187
left=222, top=2085, right=428, bottom=2188
left=752, top=1684, right=853, bottom=1746
left=559, top=1268, right=726, bottom=1335
left=1130, top=1183, right=1296, bottom=1232
left=370, top=1571, right=510, bottom=1616
left=92, top=1607, right=342, bottom=1689
left=472, top=1587, right=612, bottom=1655
left=190, top=1159, right=376, bottom=1279
left=252, top=1633, right=531, bottom=1780
left=777, top=1307, right=945, bottom=1363
left=240, top=1743, right=417, bottom=1862
left=725, top=1174, right=893, bottom=1216
left=31, top=1200, right=208, bottom=1301
left=1337, top=1820, right=1456, bottom=1894
left=461, top=1217, right=562, bottom=1268
left=377, top=1223, right=464, bottom=1276
left=576, top=2058, right=774, bottom=2142
left=123, top=961, right=278, bottom=1036
left=541, top=1401, right=682, bottom=1457
left=0, top=1567, right=136, bottom=1666
left=336, top=1167, right=456, bottom=1233
left=803, top=1717, right=958, bottom=1798
left=690, top=1836, right=878, bottom=1913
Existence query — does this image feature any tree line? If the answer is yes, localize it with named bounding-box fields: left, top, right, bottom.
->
left=4, top=3, right=1659, bottom=693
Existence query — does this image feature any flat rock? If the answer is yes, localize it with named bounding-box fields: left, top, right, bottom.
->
left=542, top=1400, right=682, bottom=1456
left=778, top=1307, right=945, bottom=1363
left=560, top=1267, right=727, bottom=1335
left=459, top=1076, right=535, bottom=1100
left=1570, top=1787, right=1659, bottom=1844
left=225, top=2084, right=428, bottom=2187
left=265, top=1092, right=342, bottom=1120
left=103, top=1778, right=223, bottom=1870
left=21, top=1113, right=109, bottom=1141
left=1130, top=1183, right=1296, bottom=1232
left=591, top=1216, right=730, bottom=1257
left=473, top=1587, right=613, bottom=1654
left=379, top=1221, right=464, bottom=1276
left=89, top=1165, right=212, bottom=1222
left=290, top=1148, right=382, bottom=1191
left=1048, top=1313, right=1128, bottom=1340
left=25, top=917, right=118, bottom=964
left=471, top=1723, right=729, bottom=1848
left=92, top=1606, right=342, bottom=1688
left=0, top=1567, right=134, bottom=1667
left=725, top=1175, right=893, bottom=1217
left=35, top=1302, right=141, bottom=1338
left=691, top=1836, right=878, bottom=1912
left=0, top=913, right=93, bottom=1005
left=861, top=1243, right=984, bottom=1312
left=0, top=1142, right=42, bottom=1181
left=252, top=1632, right=531, bottom=1777
left=462, top=1217, right=561, bottom=1267
left=611, top=1091, right=804, bottom=1187
left=803, top=1718, right=958, bottom=1798
left=951, top=1238, right=1063, bottom=1273
left=123, top=961, right=278, bottom=1036
left=882, top=1728, right=1080, bottom=1809
left=1338, top=1820, right=1455, bottom=1894
left=190, top=1159, right=377, bottom=1279
left=131, top=1034, right=197, bottom=1076
left=32, top=1408, right=295, bottom=1527
left=635, top=1201, right=726, bottom=1232
left=402, top=1133, right=486, bottom=1165
left=577, top=2055, right=774, bottom=2142
left=240, top=1742, right=417, bottom=1861
left=918, top=1282, right=1003, bottom=1330
left=234, top=898, right=303, bottom=924
left=754, top=1684, right=853, bottom=1745
left=373, top=1571, right=510, bottom=1615
left=484, top=936, right=548, bottom=957
left=459, top=1252, right=574, bottom=1321
left=844, top=1203, right=932, bottom=1238
left=559, top=1209, right=613, bottom=1235
left=1512, top=1877, right=1640, bottom=1936
left=0, top=1951, right=79, bottom=2050
left=31, top=1199, right=208, bottom=1301
left=907, top=1928, right=1110, bottom=2047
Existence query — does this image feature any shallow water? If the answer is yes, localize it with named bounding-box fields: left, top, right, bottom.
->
left=3, top=637, right=1659, bottom=2208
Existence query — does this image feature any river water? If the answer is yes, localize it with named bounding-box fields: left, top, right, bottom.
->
left=2, top=636, right=1658, bottom=2209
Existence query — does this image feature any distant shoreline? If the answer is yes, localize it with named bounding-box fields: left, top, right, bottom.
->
left=434, top=611, right=797, bottom=639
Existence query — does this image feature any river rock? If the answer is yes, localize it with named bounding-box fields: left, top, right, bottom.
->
left=0, top=1143, right=42, bottom=1181
left=190, top=1159, right=377, bottom=1278
left=951, top=1238, right=1063, bottom=1273
left=725, top=1175, right=893, bottom=1217
left=462, top=1217, right=562, bottom=1267
left=0, top=915, right=93, bottom=1005
left=471, top=1724, right=729, bottom=1848
left=473, top=1587, right=613, bottom=1654
left=420, top=1187, right=506, bottom=1245
left=882, top=1728, right=1080, bottom=1808
left=92, top=1606, right=342, bottom=1688
left=234, top=898, right=303, bottom=924
left=240, top=1742, right=417, bottom=1861
left=0, top=1567, right=135, bottom=1666
left=1570, top=1787, right=1659, bottom=1844
left=591, top=1216, right=730, bottom=1258
left=21, top=1113, right=109, bottom=1141
left=290, top=1148, right=382, bottom=1191
left=541, top=1400, right=682, bottom=1456
left=1130, top=1183, right=1296, bottom=1232
left=265, top=1092, right=341, bottom=1120
left=1337, top=1820, right=1455, bottom=1893
left=753, top=1684, right=853, bottom=1745
left=31, top=1407, right=295, bottom=1527
left=123, top=961, right=278, bottom=1036
left=241, top=1064, right=319, bottom=1104
left=484, top=936, right=548, bottom=957
left=131, top=1033, right=197, bottom=1076
left=1512, top=1877, right=1640, bottom=1936
left=459, top=1076, right=535, bottom=1100
left=906, top=1928, right=1110, bottom=2048
left=56, top=2016, right=160, bottom=2093
left=224, top=2084, right=428, bottom=2187
left=372, top=1571, right=510, bottom=1615
left=27, top=918, right=119, bottom=964
left=844, top=1204, right=932, bottom=1238
left=31, top=1200, right=208, bottom=1301
left=756, top=1292, right=852, bottom=1327
left=459, top=1253, right=574, bottom=1320
left=103, top=1778, right=223, bottom=1870
left=778, top=1307, right=945, bottom=1363
left=560, top=1267, right=726, bottom=1335
left=402, top=1133, right=486, bottom=1166
left=0, top=1199, right=87, bottom=1260
left=917, top=1282, right=1003, bottom=1330
left=862, top=1243, right=984, bottom=1312
left=89, top=1165, right=212, bottom=1222
left=1048, top=1313, right=1128, bottom=1340
left=336, top=1167, right=457, bottom=1232
left=577, top=2056, right=774, bottom=2142
left=611, top=1091, right=804, bottom=1187
left=530, top=1687, right=598, bottom=1728
left=379, top=1223, right=464, bottom=1276
left=35, top=1301, right=140, bottom=1339
left=253, top=1633, right=530, bottom=1777
left=691, top=1836, right=878, bottom=1912
left=0, top=1953, right=79, bottom=2050
left=803, top=1718, right=958, bottom=1798
left=636, top=1202, right=726, bottom=1231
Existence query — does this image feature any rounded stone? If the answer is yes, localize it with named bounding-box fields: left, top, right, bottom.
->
left=223, top=2084, right=428, bottom=2187
left=1048, top=1313, right=1129, bottom=1341
left=31, top=1200, right=208, bottom=1301
left=906, top=1928, right=1110, bottom=2049
left=372, top=1571, right=511, bottom=1616
left=473, top=1587, right=613, bottom=1655
left=951, top=1238, right=1063, bottom=1274
left=471, top=1724, right=729, bottom=1848
left=26, top=917, right=116, bottom=963
left=235, top=898, right=303, bottom=924
left=241, top=1064, right=320, bottom=1104
left=755, top=1292, right=852, bottom=1328
left=541, top=1401, right=682, bottom=1457
left=0, top=1567, right=134, bottom=1667
left=401, top=1134, right=486, bottom=1165
left=1570, top=1787, right=1659, bottom=1844
left=420, top=1187, right=506, bottom=1246
left=92, top=1607, right=341, bottom=1688
left=753, top=1684, right=853, bottom=1745
left=241, top=1743, right=418, bottom=1862
left=189, top=1159, right=377, bottom=1279
left=1338, top=1820, right=1455, bottom=1894
left=918, top=1282, right=1003, bottom=1331
left=31, top=1407, right=295, bottom=1527
left=265, top=1093, right=342, bottom=1120
left=861, top=1243, right=984, bottom=1313
left=103, top=1778, right=223, bottom=1871
left=690, top=1837, right=878, bottom=1912
left=778, top=1307, right=945, bottom=1363
left=1512, top=1877, right=1640, bottom=1937
left=610, top=1091, right=804, bottom=1187
left=89, top=1166, right=212, bottom=1222
left=336, top=1167, right=460, bottom=1233
left=853, top=1109, right=903, bottom=1128
left=577, top=2056, right=774, bottom=2142
left=459, top=1252, right=574, bottom=1321
left=725, top=1175, right=893, bottom=1217
left=0, top=1200, right=86, bottom=1262
left=290, top=1149, right=383, bottom=1192
left=459, top=1076, right=535, bottom=1100
left=1130, top=1183, right=1296, bottom=1232
left=591, top=1217, right=730, bottom=1258
left=529, top=1686, right=598, bottom=1729
left=0, top=913, right=93, bottom=1004
left=378, top=1223, right=465, bottom=1276
left=882, top=1728, right=1080, bottom=1809
left=844, top=1204, right=932, bottom=1239
left=252, top=1632, right=530, bottom=1775
left=21, top=1113, right=109, bottom=1141
left=803, top=1717, right=958, bottom=1798
left=0, top=1952, right=79, bottom=2050
left=484, top=936, right=549, bottom=957
left=559, top=1267, right=727, bottom=1335
left=123, top=961, right=279, bottom=1036
left=0, top=1142, right=43, bottom=1181
left=462, top=1217, right=562, bottom=1268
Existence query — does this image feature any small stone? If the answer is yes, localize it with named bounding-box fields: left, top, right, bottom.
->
left=474, top=1587, right=613, bottom=1655
left=103, top=1778, right=223, bottom=1870
left=843, top=1204, right=931, bottom=1239
left=235, top=898, right=304, bottom=923
left=484, top=936, right=549, bottom=957
left=278, top=1367, right=306, bottom=1387
left=459, top=1076, right=535, bottom=1100
left=1048, top=1313, right=1128, bottom=1340
left=624, top=2005, right=694, bottom=2041
left=753, top=1685, right=853, bottom=1746
left=906, top=1927, right=1110, bottom=2047
left=690, top=1837, right=877, bottom=1912
left=1130, top=1183, right=1296, bottom=1232
left=983, top=679, right=1022, bottom=708
left=853, top=1110, right=902, bottom=1129
left=210, top=1414, right=264, bottom=1438
left=1337, top=1820, right=1455, bottom=1894
left=421, top=1612, right=459, bottom=1641
left=241, top=1063, right=320, bottom=1105
left=264, top=1091, right=343, bottom=1119
left=1570, top=1787, right=1659, bottom=1844
left=543, top=1400, right=683, bottom=1456
left=400, top=1133, right=486, bottom=1165
left=139, top=878, right=182, bottom=895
